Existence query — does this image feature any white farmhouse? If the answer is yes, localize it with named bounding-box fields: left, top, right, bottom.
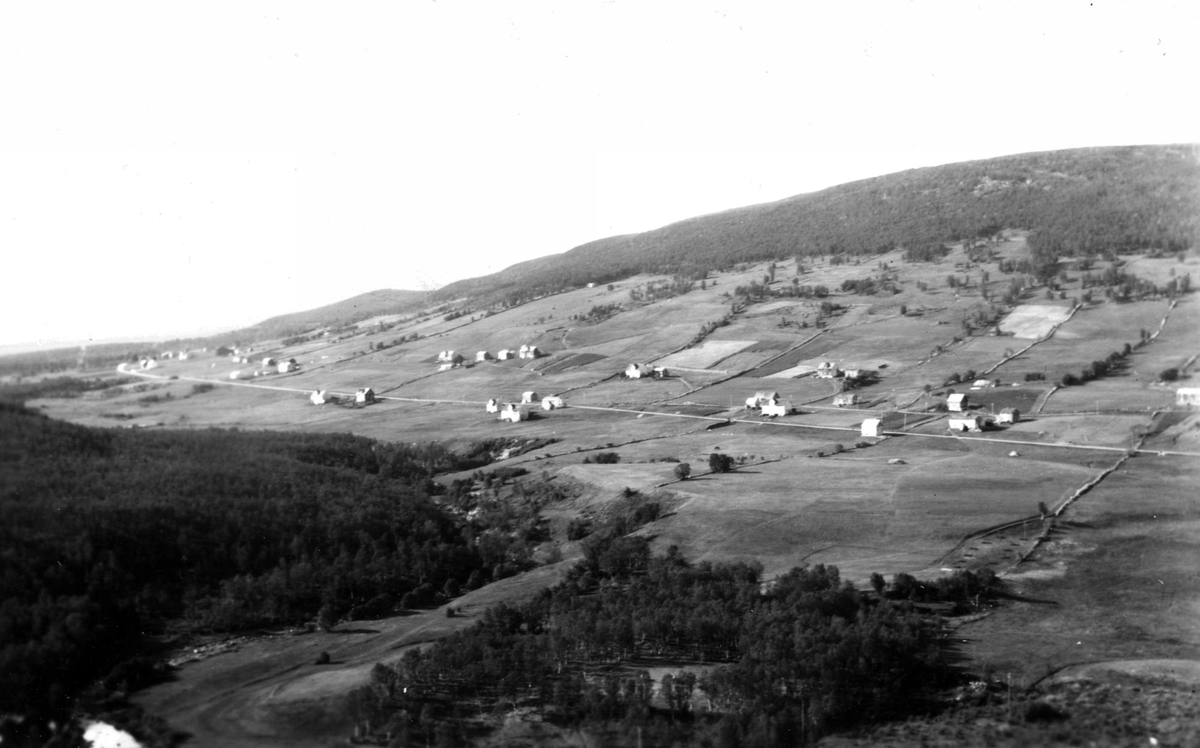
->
left=833, top=393, right=859, bottom=407
left=476, top=351, right=493, bottom=363
left=996, top=407, right=1020, bottom=424
left=816, top=361, right=840, bottom=379
left=946, top=393, right=969, bottom=412
left=521, top=391, right=538, bottom=404
left=278, top=360, right=297, bottom=373
left=355, top=387, right=376, bottom=404
left=761, top=401, right=792, bottom=417
left=486, top=398, right=500, bottom=413
left=542, top=395, right=565, bottom=410
left=1176, top=387, right=1200, bottom=408
left=626, top=363, right=654, bottom=379
left=947, top=414, right=984, bottom=432
left=499, top=403, right=530, bottom=423
left=310, top=389, right=329, bottom=405
left=497, top=349, right=514, bottom=360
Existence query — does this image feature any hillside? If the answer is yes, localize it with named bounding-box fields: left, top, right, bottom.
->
left=437, top=145, right=1199, bottom=306
left=219, top=288, right=431, bottom=341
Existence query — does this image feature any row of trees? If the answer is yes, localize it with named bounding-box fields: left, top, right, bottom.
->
left=347, top=543, right=995, bottom=746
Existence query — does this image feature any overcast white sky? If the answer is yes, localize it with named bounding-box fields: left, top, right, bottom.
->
left=1, top=1, right=1196, bottom=349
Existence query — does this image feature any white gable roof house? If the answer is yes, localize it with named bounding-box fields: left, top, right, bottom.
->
left=761, top=401, right=792, bottom=417
left=278, top=361, right=297, bottom=373
left=816, top=361, right=840, bottom=379
left=499, top=403, right=530, bottom=423
left=1176, top=387, right=1200, bottom=408
left=310, top=389, right=329, bottom=405
left=947, top=393, right=969, bottom=412
left=834, top=393, right=859, bottom=407
left=476, top=351, right=493, bottom=362
left=542, top=395, right=565, bottom=410
left=518, top=345, right=541, bottom=360
left=497, top=349, right=514, bottom=360
left=626, top=363, right=654, bottom=379
left=861, top=418, right=882, bottom=437
left=355, top=387, right=376, bottom=404
left=486, top=398, right=500, bottom=413
left=262, top=357, right=276, bottom=367
left=521, top=391, right=538, bottom=404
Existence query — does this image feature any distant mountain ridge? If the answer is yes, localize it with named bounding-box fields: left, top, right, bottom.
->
left=435, top=144, right=1199, bottom=306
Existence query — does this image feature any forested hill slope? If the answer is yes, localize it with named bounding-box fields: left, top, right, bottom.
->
left=436, top=145, right=1199, bottom=306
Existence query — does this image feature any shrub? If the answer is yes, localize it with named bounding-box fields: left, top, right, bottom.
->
left=673, top=462, right=692, bottom=481
left=593, top=452, right=620, bottom=464
left=708, top=453, right=734, bottom=473
left=1159, top=367, right=1179, bottom=382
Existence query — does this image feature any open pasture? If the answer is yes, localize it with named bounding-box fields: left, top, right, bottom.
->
left=1043, top=378, right=1176, bottom=414
left=992, top=299, right=1172, bottom=383
left=1000, top=412, right=1153, bottom=449
left=961, top=455, right=1200, bottom=684
left=640, top=442, right=1099, bottom=582
left=1122, top=253, right=1199, bottom=287
left=646, top=339, right=754, bottom=369
left=674, top=374, right=840, bottom=409
left=999, top=303, right=1074, bottom=339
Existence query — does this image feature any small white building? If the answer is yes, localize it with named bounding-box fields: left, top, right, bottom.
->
left=521, top=391, right=538, bottom=404
left=485, top=398, right=500, bottom=413
left=230, top=370, right=249, bottom=380
left=438, top=363, right=453, bottom=372
left=1176, top=388, right=1200, bottom=408
left=278, top=361, right=297, bottom=373
left=626, top=363, right=655, bottom=379
left=972, top=379, right=996, bottom=388
left=861, top=418, right=882, bottom=437
left=843, top=368, right=863, bottom=381
left=262, top=357, right=276, bottom=367
left=499, top=403, right=530, bottom=423
left=947, top=393, right=969, bottom=412
left=746, top=391, right=780, bottom=409
left=178, top=352, right=190, bottom=360
left=117, top=363, right=129, bottom=373
left=140, top=358, right=158, bottom=370
left=542, top=395, right=565, bottom=410
left=476, top=351, right=493, bottom=362
left=816, top=361, right=840, bottom=379
left=355, top=387, right=376, bottom=404
left=833, top=393, right=859, bottom=407
left=653, top=366, right=669, bottom=378
left=437, top=350, right=457, bottom=363
left=497, top=349, right=514, bottom=360
left=948, top=414, right=984, bottom=432
left=310, top=389, right=329, bottom=405
left=518, top=345, right=541, bottom=359
left=996, top=407, right=1020, bottom=424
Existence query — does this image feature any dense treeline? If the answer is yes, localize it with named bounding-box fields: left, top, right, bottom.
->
left=0, top=402, right=532, bottom=717
left=349, top=544, right=996, bottom=746
left=434, top=146, right=1198, bottom=309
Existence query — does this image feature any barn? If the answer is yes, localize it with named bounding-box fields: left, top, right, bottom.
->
left=497, top=349, right=514, bottom=360
left=542, top=395, right=565, bottom=410
left=355, top=387, right=376, bottom=405
left=947, top=393, right=969, bottom=412
left=486, top=398, right=500, bottom=413
left=521, top=391, right=538, bottom=404
left=861, top=418, right=882, bottom=437
left=476, top=351, right=493, bottom=362
left=761, top=401, right=792, bottom=417
left=948, top=414, right=984, bottom=432
left=816, top=361, right=840, bottom=379
left=277, top=361, right=297, bottom=373
left=626, top=363, right=655, bottom=379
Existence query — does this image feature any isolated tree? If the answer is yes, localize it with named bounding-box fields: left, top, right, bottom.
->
left=708, top=453, right=734, bottom=474
left=673, top=462, right=692, bottom=481
left=870, top=572, right=887, bottom=596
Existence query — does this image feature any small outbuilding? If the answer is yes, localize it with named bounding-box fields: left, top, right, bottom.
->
left=947, top=393, right=969, bottom=412
left=476, top=351, right=493, bottom=362
left=833, top=393, right=859, bottom=407
left=262, top=357, right=276, bottom=367
left=542, top=395, right=565, bottom=410
left=861, top=418, right=882, bottom=437
left=355, top=387, right=376, bottom=405
left=996, top=407, right=1020, bottom=424
left=521, top=391, right=538, bottom=404
left=972, top=379, right=996, bottom=388
left=486, top=398, right=500, bottom=413
left=309, top=389, right=329, bottom=405
left=278, top=361, right=297, bottom=373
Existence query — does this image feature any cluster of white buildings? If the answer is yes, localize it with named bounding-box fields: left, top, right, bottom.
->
left=624, top=363, right=668, bottom=379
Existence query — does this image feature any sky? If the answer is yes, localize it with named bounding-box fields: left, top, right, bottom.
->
left=1, top=1, right=1196, bottom=350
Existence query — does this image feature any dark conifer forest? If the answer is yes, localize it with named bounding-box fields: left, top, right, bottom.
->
left=436, top=145, right=1198, bottom=307
left=0, top=400, right=521, bottom=718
